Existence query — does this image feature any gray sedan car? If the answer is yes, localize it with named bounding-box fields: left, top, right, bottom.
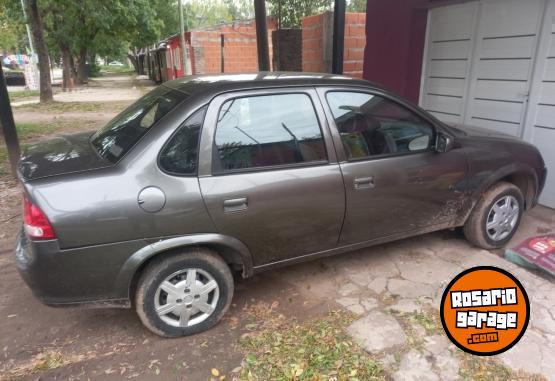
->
left=15, top=73, right=546, bottom=337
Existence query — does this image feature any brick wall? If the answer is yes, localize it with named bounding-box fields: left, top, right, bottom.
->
left=189, top=19, right=277, bottom=74
left=302, top=13, right=328, bottom=73
left=302, top=12, right=366, bottom=77
left=272, top=29, right=302, bottom=71
left=343, top=13, right=366, bottom=78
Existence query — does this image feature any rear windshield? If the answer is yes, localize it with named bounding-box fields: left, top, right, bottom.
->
left=90, top=86, right=188, bottom=163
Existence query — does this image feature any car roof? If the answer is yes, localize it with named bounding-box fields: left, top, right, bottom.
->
left=162, top=72, right=384, bottom=96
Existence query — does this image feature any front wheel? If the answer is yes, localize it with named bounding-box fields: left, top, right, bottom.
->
left=135, top=248, right=234, bottom=337
left=463, top=182, right=524, bottom=249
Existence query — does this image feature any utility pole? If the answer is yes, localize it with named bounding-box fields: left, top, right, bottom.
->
left=20, top=0, right=35, bottom=55
left=332, top=0, right=346, bottom=74
left=178, top=0, right=191, bottom=76
left=254, top=0, right=270, bottom=71
left=0, top=64, right=21, bottom=177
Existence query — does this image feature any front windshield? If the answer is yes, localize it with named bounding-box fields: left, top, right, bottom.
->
left=90, top=86, right=188, bottom=163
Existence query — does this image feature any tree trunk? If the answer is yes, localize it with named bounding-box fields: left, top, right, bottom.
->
left=76, top=47, right=88, bottom=84
left=26, top=0, right=53, bottom=102
left=70, top=55, right=77, bottom=80
left=127, top=53, right=139, bottom=74
left=59, top=42, right=74, bottom=92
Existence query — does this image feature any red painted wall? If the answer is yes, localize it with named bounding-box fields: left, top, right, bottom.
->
left=363, top=0, right=429, bottom=103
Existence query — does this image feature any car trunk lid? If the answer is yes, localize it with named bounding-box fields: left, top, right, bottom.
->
left=18, top=132, right=112, bottom=181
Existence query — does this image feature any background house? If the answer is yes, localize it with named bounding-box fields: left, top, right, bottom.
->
left=363, top=0, right=555, bottom=208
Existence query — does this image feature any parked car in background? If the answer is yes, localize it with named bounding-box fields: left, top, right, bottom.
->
left=108, top=60, right=125, bottom=67
left=3, top=66, right=26, bottom=86
left=15, top=73, right=547, bottom=337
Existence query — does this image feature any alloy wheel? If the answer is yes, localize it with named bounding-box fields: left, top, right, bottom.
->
left=154, top=268, right=219, bottom=328
left=485, top=195, right=520, bottom=242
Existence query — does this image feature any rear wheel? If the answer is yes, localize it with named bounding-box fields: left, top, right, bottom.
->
left=463, top=182, right=524, bottom=249
left=135, top=248, right=234, bottom=337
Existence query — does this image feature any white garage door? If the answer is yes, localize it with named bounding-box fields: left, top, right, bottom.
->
left=420, top=0, right=555, bottom=208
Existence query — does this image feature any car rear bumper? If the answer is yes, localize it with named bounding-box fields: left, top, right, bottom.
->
left=14, top=229, right=144, bottom=307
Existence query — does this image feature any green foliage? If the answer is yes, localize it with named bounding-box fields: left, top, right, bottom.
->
left=15, top=101, right=104, bottom=113
left=268, top=0, right=333, bottom=28
left=224, top=0, right=254, bottom=21
left=347, top=0, right=367, bottom=13
left=183, top=0, right=232, bottom=30
left=8, top=90, right=39, bottom=100
left=0, top=0, right=28, bottom=53
left=99, top=65, right=134, bottom=74
left=153, top=0, right=179, bottom=38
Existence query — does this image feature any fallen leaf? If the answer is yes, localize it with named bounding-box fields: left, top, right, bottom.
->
left=211, top=368, right=220, bottom=377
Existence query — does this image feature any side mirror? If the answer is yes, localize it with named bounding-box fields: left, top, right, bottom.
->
left=436, top=132, right=454, bottom=153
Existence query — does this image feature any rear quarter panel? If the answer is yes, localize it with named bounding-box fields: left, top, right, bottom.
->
left=23, top=96, right=216, bottom=250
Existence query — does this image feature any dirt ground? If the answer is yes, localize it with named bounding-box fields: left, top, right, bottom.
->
left=1, top=74, right=554, bottom=381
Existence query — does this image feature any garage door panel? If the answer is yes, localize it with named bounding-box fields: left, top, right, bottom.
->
left=534, top=104, right=555, bottom=128
left=429, top=3, right=477, bottom=41
left=476, top=59, right=531, bottom=80
left=480, top=0, right=544, bottom=38
left=531, top=127, right=555, bottom=207
left=424, top=94, right=463, bottom=115
left=547, top=33, right=555, bottom=57
left=479, top=36, right=536, bottom=59
left=471, top=99, right=524, bottom=124
left=426, top=78, right=466, bottom=97
left=428, top=60, right=468, bottom=78
left=474, top=80, right=528, bottom=102
left=422, top=0, right=551, bottom=207
left=469, top=117, right=520, bottom=136
left=429, top=41, right=472, bottom=60
left=427, top=111, right=461, bottom=124
left=543, top=58, right=555, bottom=81
left=539, top=82, right=555, bottom=104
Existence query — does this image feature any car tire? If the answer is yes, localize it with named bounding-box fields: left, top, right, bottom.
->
left=463, top=181, right=524, bottom=250
left=135, top=248, right=234, bottom=338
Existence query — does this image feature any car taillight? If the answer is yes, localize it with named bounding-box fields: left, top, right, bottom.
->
left=23, top=195, right=55, bottom=240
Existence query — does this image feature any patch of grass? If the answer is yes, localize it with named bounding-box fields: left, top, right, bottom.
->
left=8, top=90, right=40, bottom=101
left=8, top=351, right=71, bottom=378
left=15, top=101, right=104, bottom=113
left=238, top=307, right=384, bottom=381
left=406, top=311, right=441, bottom=335
left=15, top=122, right=66, bottom=140
left=0, top=146, right=8, bottom=177
left=458, top=352, right=546, bottom=381
left=100, top=65, right=135, bottom=74
left=16, top=122, right=50, bottom=138
left=31, top=351, right=68, bottom=372
left=7, top=349, right=99, bottom=378
left=0, top=122, right=75, bottom=177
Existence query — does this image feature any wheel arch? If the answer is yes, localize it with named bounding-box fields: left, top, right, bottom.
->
left=464, top=163, right=538, bottom=224
left=115, top=234, right=253, bottom=301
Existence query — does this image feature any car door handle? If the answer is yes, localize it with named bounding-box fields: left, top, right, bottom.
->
left=354, top=177, right=375, bottom=189
left=223, top=197, right=248, bottom=212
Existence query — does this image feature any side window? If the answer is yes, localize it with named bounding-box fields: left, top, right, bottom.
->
left=159, top=106, right=207, bottom=175
left=214, top=93, right=327, bottom=172
left=326, top=91, right=435, bottom=160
